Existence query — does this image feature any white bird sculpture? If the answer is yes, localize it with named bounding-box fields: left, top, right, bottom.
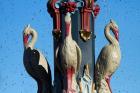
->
left=95, top=20, right=121, bottom=93
left=56, top=12, right=82, bottom=93
left=23, top=25, right=52, bottom=93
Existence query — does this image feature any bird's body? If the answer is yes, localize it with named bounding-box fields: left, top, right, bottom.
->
left=96, top=44, right=121, bottom=77
left=24, top=48, right=51, bottom=80
left=95, top=20, right=121, bottom=93
left=57, top=13, right=82, bottom=93
left=23, top=25, right=52, bottom=93
left=61, top=36, right=80, bottom=72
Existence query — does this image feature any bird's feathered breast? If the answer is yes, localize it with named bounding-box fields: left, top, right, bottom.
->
left=100, top=45, right=121, bottom=62
left=61, top=38, right=79, bottom=70
left=24, top=47, right=40, bottom=67
left=96, top=44, right=121, bottom=78
left=24, top=47, right=52, bottom=81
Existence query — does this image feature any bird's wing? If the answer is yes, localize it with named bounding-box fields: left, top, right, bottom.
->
left=96, top=56, right=103, bottom=78
left=24, top=48, right=40, bottom=68
left=96, top=46, right=107, bottom=76
left=95, top=56, right=103, bottom=90
left=95, top=48, right=107, bottom=90
left=23, top=48, right=40, bottom=79
left=75, top=42, right=82, bottom=72
left=31, top=64, right=53, bottom=92
left=38, top=51, right=49, bottom=73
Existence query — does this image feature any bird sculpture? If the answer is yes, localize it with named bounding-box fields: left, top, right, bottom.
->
left=23, top=25, right=52, bottom=93
left=56, top=12, right=82, bottom=93
left=95, top=20, right=121, bottom=93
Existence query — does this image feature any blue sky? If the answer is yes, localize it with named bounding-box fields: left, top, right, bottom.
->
left=0, top=0, right=140, bottom=93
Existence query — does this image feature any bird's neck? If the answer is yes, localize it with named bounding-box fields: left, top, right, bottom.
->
left=65, top=21, right=72, bottom=38
left=105, top=25, right=118, bottom=46
left=28, top=29, right=37, bottom=49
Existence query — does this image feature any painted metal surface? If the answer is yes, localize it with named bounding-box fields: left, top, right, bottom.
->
left=23, top=0, right=121, bottom=93
left=95, top=20, right=121, bottom=93
left=23, top=26, right=52, bottom=93
left=47, top=0, right=100, bottom=93
left=47, top=0, right=61, bottom=39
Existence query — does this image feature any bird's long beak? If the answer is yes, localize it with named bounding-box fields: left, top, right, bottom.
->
left=113, top=28, right=119, bottom=41
left=23, top=35, right=29, bottom=46
left=65, top=22, right=70, bottom=36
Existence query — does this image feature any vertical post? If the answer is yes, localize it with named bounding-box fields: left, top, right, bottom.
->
left=47, top=0, right=100, bottom=92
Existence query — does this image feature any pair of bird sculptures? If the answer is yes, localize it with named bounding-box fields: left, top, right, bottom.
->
left=23, top=12, right=121, bottom=93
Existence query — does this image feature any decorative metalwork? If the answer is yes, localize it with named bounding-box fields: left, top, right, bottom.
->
left=23, top=0, right=121, bottom=93
left=23, top=25, right=52, bottom=93
left=80, top=0, right=100, bottom=41
left=95, top=20, right=121, bottom=93
left=47, top=0, right=61, bottom=39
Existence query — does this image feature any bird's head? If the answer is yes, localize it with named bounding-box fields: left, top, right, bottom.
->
left=65, top=13, right=71, bottom=23
left=64, top=12, right=71, bottom=36
left=23, top=25, right=31, bottom=46
left=110, top=19, right=119, bottom=41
